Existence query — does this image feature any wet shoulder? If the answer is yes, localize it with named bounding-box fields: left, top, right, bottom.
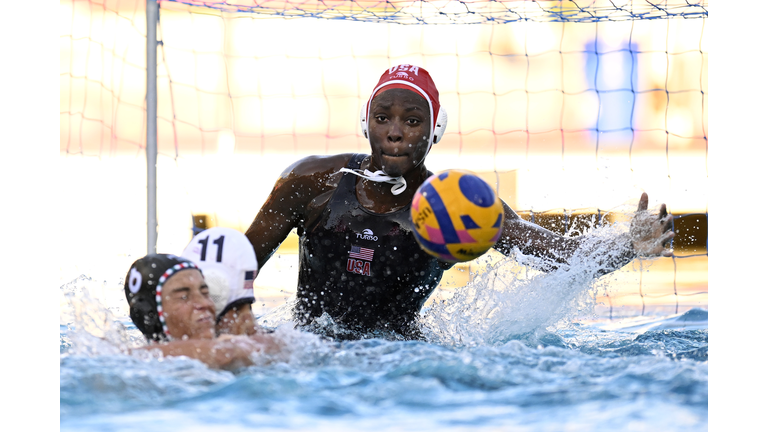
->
left=279, top=154, right=357, bottom=231
left=281, top=154, right=354, bottom=178
left=278, top=153, right=354, bottom=189
left=265, top=154, right=357, bottom=219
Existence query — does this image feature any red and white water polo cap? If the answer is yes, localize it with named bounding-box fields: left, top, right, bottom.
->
left=361, top=64, right=447, bottom=152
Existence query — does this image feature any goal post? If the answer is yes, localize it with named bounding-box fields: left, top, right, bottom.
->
left=147, top=0, right=159, bottom=254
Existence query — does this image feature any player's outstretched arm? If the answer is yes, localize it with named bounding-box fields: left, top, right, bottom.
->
left=134, top=338, right=248, bottom=370
left=493, top=192, right=674, bottom=275
left=492, top=201, right=581, bottom=270
left=244, top=154, right=354, bottom=267
left=135, top=335, right=283, bottom=371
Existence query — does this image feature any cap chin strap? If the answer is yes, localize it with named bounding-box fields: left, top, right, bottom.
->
left=338, top=167, right=407, bottom=196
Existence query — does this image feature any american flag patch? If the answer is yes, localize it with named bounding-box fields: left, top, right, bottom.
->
left=243, top=270, right=256, bottom=290
left=349, top=245, right=374, bottom=261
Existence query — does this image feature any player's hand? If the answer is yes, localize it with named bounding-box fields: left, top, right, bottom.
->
left=629, top=192, right=675, bottom=257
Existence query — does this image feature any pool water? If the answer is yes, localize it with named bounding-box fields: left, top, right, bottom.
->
left=60, top=247, right=707, bottom=432
left=60, top=318, right=707, bottom=431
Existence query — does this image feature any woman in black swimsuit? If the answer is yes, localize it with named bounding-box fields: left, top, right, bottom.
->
left=244, top=64, right=675, bottom=339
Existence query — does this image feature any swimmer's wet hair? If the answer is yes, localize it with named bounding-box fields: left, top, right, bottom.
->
left=124, top=254, right=200, bottom=342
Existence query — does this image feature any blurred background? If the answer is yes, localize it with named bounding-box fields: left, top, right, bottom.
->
left=59, top=0, right=708, bottom=317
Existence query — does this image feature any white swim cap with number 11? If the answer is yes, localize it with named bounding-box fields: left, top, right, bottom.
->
left=181, top=227, right=258, bottom=319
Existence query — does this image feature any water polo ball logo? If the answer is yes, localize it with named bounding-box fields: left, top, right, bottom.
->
left=410, top=170, right=504, bottom=262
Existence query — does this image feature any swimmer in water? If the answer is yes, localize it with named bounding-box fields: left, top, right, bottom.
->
left=124, top=254, right=281, bottom=370
left=181, top=227, right=262, bottom=336
left=244, top=63, right=675, bottom=339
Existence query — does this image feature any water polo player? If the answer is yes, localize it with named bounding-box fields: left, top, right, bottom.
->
left=244, top=64, right=675, bottom=339
left=181, top=227, right=262, bottom=336
left=124, top=254, right=280, bottom=370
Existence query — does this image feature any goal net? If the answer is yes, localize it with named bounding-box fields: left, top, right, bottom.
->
left=60, top=0, right=708, bottom=318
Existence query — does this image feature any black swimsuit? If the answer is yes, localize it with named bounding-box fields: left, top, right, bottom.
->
left=295, top=154, right=451, bottom=338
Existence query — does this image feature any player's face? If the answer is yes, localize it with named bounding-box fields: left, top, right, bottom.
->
left=162, top=269, right=216, bottom=340
left=368, top=88, right=431, bottom=177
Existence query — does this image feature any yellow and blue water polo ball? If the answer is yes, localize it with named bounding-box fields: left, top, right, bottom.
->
left=410, top=170, right=505, bottom=262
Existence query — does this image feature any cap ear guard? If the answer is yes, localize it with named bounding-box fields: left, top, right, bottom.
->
left=433, top=106, right=447, bottom=144
left=360, top=104, right=369, bottom=139
left=128, top=294, right=165, bottom=343
left=360, top=103, right=447, bottom=144
left=202, top=268, right=231, bottom=317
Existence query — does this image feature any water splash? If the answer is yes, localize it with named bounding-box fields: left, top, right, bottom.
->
left=420, top=219, right=644, bottom=348
left=60, top=274, right=337, bottom=369
left=59, top=214, right=706, bottom=432
left=60, top=275, right=143, bottom=357
left=257, top=296, right=297, bottom=329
